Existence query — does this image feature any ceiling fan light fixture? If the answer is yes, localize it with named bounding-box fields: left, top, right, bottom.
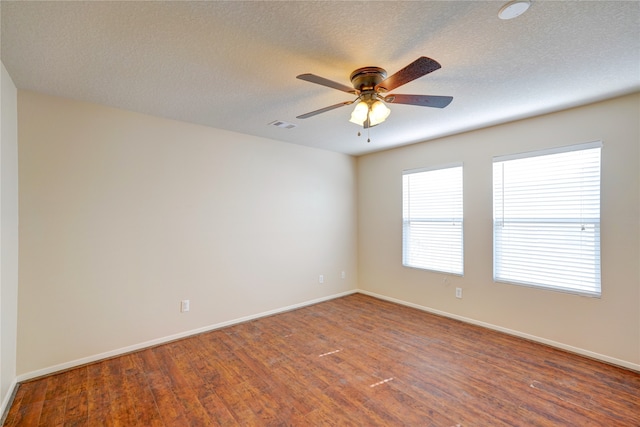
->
left=349, top=98, right=391, bottom=127
left=349, top=100, right=369, bottom=126
left=498, top=0, right=531, bottom=20
left=369, top=100, right=391, bottom=126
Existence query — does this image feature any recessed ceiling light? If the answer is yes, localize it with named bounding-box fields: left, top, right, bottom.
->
left=498, top=0, right=531, bottom=20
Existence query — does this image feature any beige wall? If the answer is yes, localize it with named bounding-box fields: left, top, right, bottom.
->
left=17, top=91, right=358, bottom=376
left=13, top=89, right=640, bottom=378
left=358, top=93, right=640, bottom=369
left=1, top=62, right=19, bottom=410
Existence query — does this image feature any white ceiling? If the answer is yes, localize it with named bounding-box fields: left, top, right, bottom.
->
left=2, top=1, right=639, bottom=156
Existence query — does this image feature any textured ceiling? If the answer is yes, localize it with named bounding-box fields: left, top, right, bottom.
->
left=2, top=1, right=639, bottom=156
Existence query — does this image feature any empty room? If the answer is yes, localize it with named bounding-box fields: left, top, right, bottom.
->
left=1, top=1, right=639, bottom=426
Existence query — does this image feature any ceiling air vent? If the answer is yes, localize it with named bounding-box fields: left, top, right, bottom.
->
left=269, top=120, right=297, bottom=129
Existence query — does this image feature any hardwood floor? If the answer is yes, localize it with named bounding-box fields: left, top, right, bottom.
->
left=3, top=293, right=639, bottom=426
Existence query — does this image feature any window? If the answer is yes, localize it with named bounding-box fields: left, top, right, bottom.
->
left=493, top=142, right=602, bottom=296
left=403, top=164, right=463, bottom=275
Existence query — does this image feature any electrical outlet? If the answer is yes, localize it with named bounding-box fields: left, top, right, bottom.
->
left=455, top=288, right=462, bottom=299
left=341, top=271, right=346, bottom=279
left=181, top=299, right=190, bottom=312
left=319, top=274, right=324, bottom=284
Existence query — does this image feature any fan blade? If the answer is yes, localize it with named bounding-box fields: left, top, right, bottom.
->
left=376, top=57, right=442, bottom=92
left=297, top=74, right=356, bottom=94
left=384, top=94, right=453, bottom=108
left=296, top=101, right=354, bottom=119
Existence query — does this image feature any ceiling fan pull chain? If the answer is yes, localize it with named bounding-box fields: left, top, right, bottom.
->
left=356, top=130, right=371, bottom=143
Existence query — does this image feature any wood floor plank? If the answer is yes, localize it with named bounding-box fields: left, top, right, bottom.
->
left=153, top=345, right=214, bottom=425
left=83, top=362, right=106, bottom=423
left=37, top=398, right=65, bottom=427
left=4, top=294, right=639, bottom=426
left=4, top=401, right=44, bottom=427
left=197, top=392, right=239, bottom=426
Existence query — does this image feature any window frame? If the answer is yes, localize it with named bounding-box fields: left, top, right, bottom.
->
left=492, top=141, right=602, bottom=297
left=402, top=163, right=464, bottom=275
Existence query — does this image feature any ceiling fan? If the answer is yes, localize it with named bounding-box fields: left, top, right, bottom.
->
left=296, top=56, right=453, bottom=129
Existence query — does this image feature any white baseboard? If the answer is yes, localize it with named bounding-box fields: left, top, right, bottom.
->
left=0, top=377, right=19, bottom=425
left=358, top=289, right=640, bottom=373
left=17, top=290, right=358, bottom=383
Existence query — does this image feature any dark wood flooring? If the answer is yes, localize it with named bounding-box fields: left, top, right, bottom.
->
left=3, top=293, right=639, bottom=426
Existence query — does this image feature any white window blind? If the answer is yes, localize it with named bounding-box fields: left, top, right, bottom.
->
left=403, top=164, right=463, bottom=275
left=493, top=142, right=602, bottom=296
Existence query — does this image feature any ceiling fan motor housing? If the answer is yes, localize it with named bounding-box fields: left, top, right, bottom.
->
left=350, top=67, right=387, bottom=92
